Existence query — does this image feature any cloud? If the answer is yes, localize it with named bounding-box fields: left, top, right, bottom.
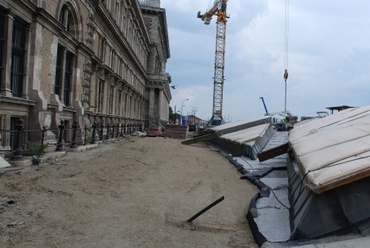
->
left=162, top=0, right=370, bottom=121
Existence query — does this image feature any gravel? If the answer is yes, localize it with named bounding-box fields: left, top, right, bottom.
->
left=0, top=136, right=258, bottom=248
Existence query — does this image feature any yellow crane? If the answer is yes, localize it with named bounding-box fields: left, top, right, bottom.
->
left=197, top=0, right=228, bottom=126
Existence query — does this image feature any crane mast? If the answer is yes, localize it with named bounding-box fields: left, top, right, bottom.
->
left=198, top=0, right=228, bottom=126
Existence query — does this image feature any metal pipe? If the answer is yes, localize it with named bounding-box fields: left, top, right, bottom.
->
left=186, top=196, right=225, bottom=223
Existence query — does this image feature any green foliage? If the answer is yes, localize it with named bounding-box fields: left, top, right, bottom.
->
left=125, top=136, right=135, bottom=142
left=85, top=135, right=92, bottom=144
left=27, top=142, right=48, bottom=165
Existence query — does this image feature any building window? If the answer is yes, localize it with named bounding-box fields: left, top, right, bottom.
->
left=117, top=89, right=122, bottom=116
left=64, top=51, right=74, bottom=106
left=115, top=1, right=119, bottom=21
left=54, top=45, right=64, bottom=95
left=0, top=7, right=5, bottom=88
left=59, top=5, right=66, bottom=24
left=11, top=17, right=27, bottom=97
left=99, top=37, right=106, bottom=62
left=110, top=49, right=115, bottom=68
left=54, top=45, right=74, bottom=106
left=98, top=79, right=104, bottom=113
left=59, top=4, right=75, bottom=36
left=109, top=84, right=114, bottom=114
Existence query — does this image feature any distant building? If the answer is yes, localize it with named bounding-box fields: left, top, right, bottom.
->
left=0, top=0, right=171, bottom=149
left=188, top=115, right=202, bottom=124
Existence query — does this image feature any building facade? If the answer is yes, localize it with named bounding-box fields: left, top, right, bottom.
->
left=0, top=0, right=171, bottom=149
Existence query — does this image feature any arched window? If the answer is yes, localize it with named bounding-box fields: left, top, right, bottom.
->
left=59, top=5, right=66, bottom=24
left=58, top=4, right=75, bottom=36
left=54, top=3, right=78, bottom=106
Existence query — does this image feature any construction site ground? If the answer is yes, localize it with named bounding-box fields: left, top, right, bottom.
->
left=0, top=136, right=259, bottom=248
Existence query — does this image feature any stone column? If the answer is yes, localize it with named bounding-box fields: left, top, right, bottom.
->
left=148, top=87, right=155, bottom=120
left=158, top=88, right=164, bottom=120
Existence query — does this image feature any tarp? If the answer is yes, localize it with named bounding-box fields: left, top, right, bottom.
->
left=219, top=123, right=270, bottom=144
left=289, top=105, right=370, bottom=193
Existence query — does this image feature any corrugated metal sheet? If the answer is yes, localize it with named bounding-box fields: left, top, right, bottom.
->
left=220, top=123, right=270, bottom=144
left=211, top=116, right=272, bottom=136
left=217, top=123, right=274, bottom=159
left=287, top=105, right=370, bottom=240
left=210, top=117, right=274, bottom=159
left=205, top=108, right=370, bottom=244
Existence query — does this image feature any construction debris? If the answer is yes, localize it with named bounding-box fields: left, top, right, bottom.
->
left=164, top=125, right=188, bottom=139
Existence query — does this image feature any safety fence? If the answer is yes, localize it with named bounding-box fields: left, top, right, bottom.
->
left=0, top=118, right=143, bottom=161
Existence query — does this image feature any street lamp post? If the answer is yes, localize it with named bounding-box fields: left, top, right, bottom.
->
left=174, top=105, right=176, bottom=124
left=180, top=98, right=189, bottom=125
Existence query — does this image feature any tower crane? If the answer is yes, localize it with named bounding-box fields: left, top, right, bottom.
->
left=197, top=0, right=228, bottom=126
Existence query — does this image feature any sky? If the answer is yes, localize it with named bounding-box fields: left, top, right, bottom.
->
left=161, top=0, right=370, bottom=122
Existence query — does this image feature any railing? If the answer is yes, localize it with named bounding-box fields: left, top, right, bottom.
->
left=0, top=118, right=143, bottom=161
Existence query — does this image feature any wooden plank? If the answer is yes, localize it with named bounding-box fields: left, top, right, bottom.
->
left=257, top=142, right=289, bottom=162
left=181, top=132, right=218, bottom=145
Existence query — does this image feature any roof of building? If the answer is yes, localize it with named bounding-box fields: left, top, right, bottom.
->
left=219, top=123, right=270, bottom=145
left=326, top=105, right=354, bottom=112
left=201, top=108, right=370, bottom=245
left=289, top=105, right=370, bottom=194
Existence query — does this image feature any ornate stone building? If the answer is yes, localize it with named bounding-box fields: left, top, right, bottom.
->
left=0, top=0, right=171, bottom=149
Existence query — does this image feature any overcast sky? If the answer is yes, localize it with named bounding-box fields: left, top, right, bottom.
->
left=161, top=0, right=370, bottom=122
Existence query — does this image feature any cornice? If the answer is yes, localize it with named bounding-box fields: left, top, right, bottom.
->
left=141, top=6, right=170, bottom=59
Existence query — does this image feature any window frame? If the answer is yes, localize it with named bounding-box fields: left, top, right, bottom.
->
left=109, top=84, right=114, bottom=114
left=10, top=17, right=27, bottom=97
left=59, top=5, right=74, bottom=35
left=63, top=51, right=74, bottom=106
left=0, top=7, right=5, bottom=89
left=54, top=44, right=64, bottom=95
left=98, top=79, right=104, bottom=113
left=54, top=44, right=74, bottom=107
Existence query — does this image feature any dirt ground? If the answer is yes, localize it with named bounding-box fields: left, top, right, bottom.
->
left=0, top=136, right=259, bottom=248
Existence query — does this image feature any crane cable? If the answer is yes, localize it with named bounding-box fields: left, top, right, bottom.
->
left=207, top=0, right=213, bottom=10
left=283, top=0, right=289, bottom=82
left=283, top=0, right=289, bottom=112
